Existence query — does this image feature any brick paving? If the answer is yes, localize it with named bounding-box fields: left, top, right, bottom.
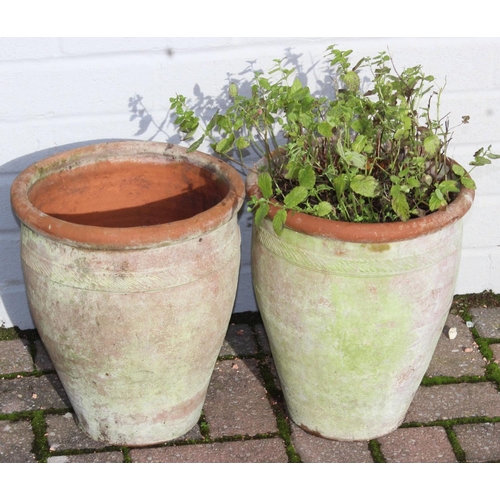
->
left=377, top=426, right=458, bottom=463
left=469, top=308, right=500, bottom=339
left=426, top=313, right=486, bottom=377
left=1, top=301, right=500, bottom=463
left=290, top=423, right=373, bottom=463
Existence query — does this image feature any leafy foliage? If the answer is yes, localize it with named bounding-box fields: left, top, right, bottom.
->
left=170, top=46, right=499, bottom=234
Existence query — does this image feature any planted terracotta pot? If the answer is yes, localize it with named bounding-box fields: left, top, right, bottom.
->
left=11, top=141, right=245, bottom=445
left=246, top=168, right=474, bottom=441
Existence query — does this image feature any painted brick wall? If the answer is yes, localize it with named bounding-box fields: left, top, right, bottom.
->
left=1, top=37, right=500, bottom=328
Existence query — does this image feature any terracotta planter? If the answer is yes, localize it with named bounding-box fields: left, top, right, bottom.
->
left=246, top=168, right=474, bottom=441
left=11, top=141, right=245, bottom=446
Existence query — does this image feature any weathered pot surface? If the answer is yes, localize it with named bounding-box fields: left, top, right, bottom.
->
left=11, top=141, right=245, bottom=445
left=246, top=167, right=474, bottom=440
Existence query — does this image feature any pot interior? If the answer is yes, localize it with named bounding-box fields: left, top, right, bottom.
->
left=28, top=160, right=229, bottom=228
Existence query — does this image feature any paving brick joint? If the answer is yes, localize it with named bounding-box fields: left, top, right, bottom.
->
left=1, top=297, right=500, bottom=463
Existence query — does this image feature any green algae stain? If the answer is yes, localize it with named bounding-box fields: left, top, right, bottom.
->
left=327, top=277, right=414, bottom=373
left=309, top=276, right=418, bottom=429
left=367, top=243, right=391, bottom=253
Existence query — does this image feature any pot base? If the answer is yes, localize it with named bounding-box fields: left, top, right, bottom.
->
left=295, top=419, right=404, bottom=442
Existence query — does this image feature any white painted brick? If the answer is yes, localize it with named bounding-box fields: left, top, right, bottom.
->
left=440, top=90, right=500, bottom=147
left=0, top=286, right=33, bottom=330
left=381, top=38, right=500, bottom=91
left=489, top=248, right=500, bottom=293
left=60, top=37, right=179, bottom=55
left=455, top=248, right=492, bottom=294
left=0, top=236, right=23, bottom=287
left=449, top=143, right=500, bottom=185
left=2, top=37, right=500, bottom=327
left=0, top=174, right=18, bottom=231
left=239, top=207, right=254, bottom=266
left=0, top=110, right=185, bottom=173
left=0, top=53, right=174, bottom=121
left=219, top=196, right=255, bottom=314
left=493, top=44, right=500, bottom=87
left=0, top=38, right=62, bottom=61
left=234, top=267, right=257, bottom=313
left=59, top=37, right=299, bottom=56
left=456, top=246, right=500, bottom=295
left=467, top=162, right=500, bottom=196
left=0, top=40, right=327, bottom=123
left=0, top=116, right=138, bottom=170
left=462, top=195, right=500, bottom=248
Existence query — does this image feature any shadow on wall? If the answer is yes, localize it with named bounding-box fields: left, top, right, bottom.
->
left=5, top=138, right=139, bottom=233
left=1, top=139, right=135, bottom=329
left=3, top=46, right=329, bottom=327
left=128, top=46, right=335, bottom=176
left=123, top=47, right=337, bottom=318
left=2, top=137, right=253, bottom=329
left=3, top=139, right=132, bottom=182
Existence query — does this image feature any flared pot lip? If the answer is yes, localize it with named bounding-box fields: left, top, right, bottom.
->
left=246, top=166, right=475, bottom=244
left=11, top=141, right=245, bottom=250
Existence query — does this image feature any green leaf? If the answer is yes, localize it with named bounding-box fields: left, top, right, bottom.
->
left=284, top=186, right=308, bottom=209
left=258, top=77, right=271, bottom=90
left=215, top=134, right=235, bottom=154
left=452, top=163, right=466, bottom=177
left=186, top=135, right=205, bottom=153
left=216, top=115, right=232, bottom=133
left=351, top=135, right=367, bottom=153
left=205, top=111, right=219, bottom=133
left=290, top=78, right=303, bottom=96
left=254, top=203, right=269, bottom=226
left=333, top=175, right=347, bottom=196
left=434, top=188, right=445, bottom=201
left=350, top=175, right=379, bottom=197
left=342, top=70, right=360, bottom=92
left=390, top=186, right=410, bottom=222
left=298, top=111, right=313, bottom=129
left=318, top=121, right=334, bottom=138
left=438, top=180, right=460, bottom=194
left=229, top=83, right=238, bottom=98
left=257, top=172, right=273, bottom=199
left=429, top=189, right=447, bottom=211
left=461, top=176, right=476, bottom=189
left=394, top=128, right=408, bottom=141
left=315, top=201, right=333, bottom=217
left=235, top=136, right=250, bottom=150
left=298, top=166, right=316, bottom=190
left=398, top=167, right=410, bottom=178
left=284, top=161, right=300, bottom=180
left=470, top=156, right=491, bottom=166
left=336, top=140, right=346, bottom=160
left=423, top=135, right=441, bottom=157
left=344, top=150, right=367, bottom=169
left=233, top=118, right=244, bottom=131
left=407, top=177, right=421, bottom=189
left=272, top=209, right=287, bottom=236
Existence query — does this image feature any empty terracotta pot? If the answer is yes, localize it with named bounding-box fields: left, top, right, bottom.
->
left=11, top=141, right=245, bottom=445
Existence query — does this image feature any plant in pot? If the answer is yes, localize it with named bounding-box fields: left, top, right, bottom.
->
left=170, top=46, right=499, bottom=440
left=10, top=141, right=245, bottom=446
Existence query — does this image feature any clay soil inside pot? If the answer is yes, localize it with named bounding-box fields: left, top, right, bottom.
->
left=28, top=160, right=229, bottom=228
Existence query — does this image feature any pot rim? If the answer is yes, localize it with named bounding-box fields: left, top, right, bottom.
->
left=11, top=141, right=245, bottom=250
left=245, top=166, right=475, bottom=243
